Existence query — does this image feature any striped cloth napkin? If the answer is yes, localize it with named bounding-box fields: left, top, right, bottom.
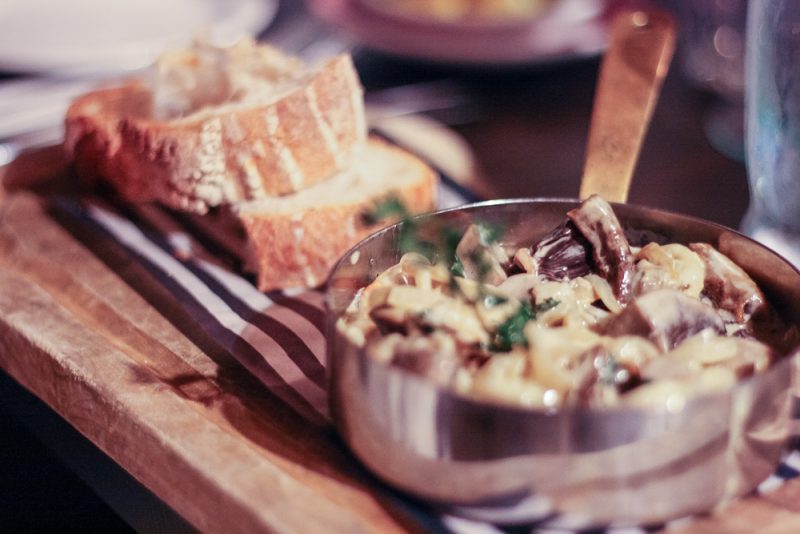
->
left=52, top=127, right=799, bottom=533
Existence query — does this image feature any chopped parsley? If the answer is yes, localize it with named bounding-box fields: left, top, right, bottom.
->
left=491, top=298, right=559, bottom=351
left=365, top=198, right=558, bottom=353
left=361, top=196, right=408, bottom=225
left=482, top=294, right=509, bottom=308
left=450, top=256, right=466, bottom=277
left=440, top=226, right=464, bottom=274
left=477, top=223, right=504, bottom=246
left=364, top=198, right=505, bottom=278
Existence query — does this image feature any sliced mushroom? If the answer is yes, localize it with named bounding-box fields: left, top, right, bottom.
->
left=398, top=252, right=451, bottom=289
left=660, top=329, right=773, bottom=379
left=633, top=243, right=706, bottom=299
left=526, top=324, right=603, bottom=394
left=688, top=243, right=766, bottom=323
left=532, top=222, right=593, bottom=281
left=367, top=332, right=461, bottom=385
left=532, top=278, right=607, bottom=328
left=496, top=273, right=539, bottom=302
left=455, top=224, right=508, bottom=285
left=370, top=285, right=489, bottom=346
left=567, top=195, right=635, bottom=303
left=598, top=289, right=725, bottom=351
left=622, top=370, right=737, bottom=409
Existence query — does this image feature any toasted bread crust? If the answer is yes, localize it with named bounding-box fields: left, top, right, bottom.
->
left=239, top=142, right=438, bottom=291
left=65, top=54, right=366, bottom=213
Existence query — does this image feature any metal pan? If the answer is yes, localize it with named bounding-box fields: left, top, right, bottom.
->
left=326, top=198, right=800, bottom=524
left=325, top=10, right=800, bottom=525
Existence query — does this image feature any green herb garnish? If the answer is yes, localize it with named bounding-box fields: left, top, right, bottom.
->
left=365, top=197, right=440, bottom=260
left=492, top=303, right=535, bottom=351
left=399, top=230, right=437, bottom=258
left=477, top=223, right=504, bottom=246
left=361, top=196, right=409, bottom=225
left=365, top=197, right=511, bottom=302
left=482, top=294, right=509, bottom=308
left=534, top=297, right=560, bottom=315
left=450, top=256, right=465, bottom=277
left=491, top=298, right=559, bottom=351
left=440, top=225, right=464, bottom=273
left=365, top=198, right=559, bottom=352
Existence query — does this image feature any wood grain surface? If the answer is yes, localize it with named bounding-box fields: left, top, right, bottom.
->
left=0, top=151, right=798, bottom=533
left=0, top=185, right=424, bottom=533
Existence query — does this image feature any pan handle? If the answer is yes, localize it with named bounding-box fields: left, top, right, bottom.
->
left=579, top=9, right=676, bottom=204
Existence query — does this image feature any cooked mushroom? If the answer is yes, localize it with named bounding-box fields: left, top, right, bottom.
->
left=633, top=243, right=706, bottom=298
left=666, top=331, right=773, bottom=379
left=340, top=199, right=788, bottom=410
left=455, top=224, right=508, bottom=285
left=688, top=243, right=766, bottom=323
left=526, top=324, right=602, bottom=394
left=567, top=195, right=635, bottom=303
left=599, top=289, right=725, bottom=351
left=370, top=285, right=490, bottom=346
left=368, top=332, right=461, bottom=385
left=532, top=222, right=593, bottom=281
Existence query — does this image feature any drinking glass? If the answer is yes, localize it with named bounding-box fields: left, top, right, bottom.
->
left=676, top=0, right=748, bottom=161
left=744, top=0, right=800, bottom=266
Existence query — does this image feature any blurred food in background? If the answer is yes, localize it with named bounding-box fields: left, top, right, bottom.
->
left=360, top=0, right=556, bottom=25
left=310, top=0, right=609, bottom=65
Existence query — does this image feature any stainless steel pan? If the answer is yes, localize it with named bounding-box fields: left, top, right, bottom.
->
left=326, top=198, right=800, bottom=524
left=326, top=10, right=800, bottom=524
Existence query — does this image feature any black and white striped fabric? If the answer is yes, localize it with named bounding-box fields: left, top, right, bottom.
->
left=53, top=159, right=799, bottom=534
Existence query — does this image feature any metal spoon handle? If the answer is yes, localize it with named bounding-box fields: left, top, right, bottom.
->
left=579, top=9, right=676, bottom=204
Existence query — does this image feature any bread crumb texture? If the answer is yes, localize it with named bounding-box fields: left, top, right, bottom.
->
left=66, top=38, right=367, bottom=213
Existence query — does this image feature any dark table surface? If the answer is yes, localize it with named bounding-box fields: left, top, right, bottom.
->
left=0, top=1, right=749, bottom=530
left=354, top=43, right=748, bottom=230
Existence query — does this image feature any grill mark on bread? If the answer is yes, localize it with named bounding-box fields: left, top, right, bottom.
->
left=265, top=107, right=305, bottom=192
left=221, top=114, right=250, bottom=200
left=317, top=56, right=366, bottom=156
left=305, top=85, right=345, bottom=168
left=196, top=118, right=229, bottom=206
left=290, top=214, right=318, bottom=287
left=237, top=139, right=269, bottom=200
left=224, top=112, right=268, bottom=201
left=238, top=155, right=268, bottom=200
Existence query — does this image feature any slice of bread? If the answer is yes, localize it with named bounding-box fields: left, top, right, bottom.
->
left=65, top=40, right=366, bottom=213
left=237, top=137, right=438, bottom=291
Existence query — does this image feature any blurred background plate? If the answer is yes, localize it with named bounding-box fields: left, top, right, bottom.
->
left=0, top=0, right=278, bottom=75
left=309, top=0, right=610, bottom=66
left=357, top=0, right=564, bottom=30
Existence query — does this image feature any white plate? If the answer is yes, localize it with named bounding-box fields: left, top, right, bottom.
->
left=0, top=0, right=278, bottom=74
left=309, top=0, right=610, bottom=66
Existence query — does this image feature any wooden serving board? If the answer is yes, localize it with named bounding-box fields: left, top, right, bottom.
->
left=0, top=148, right=799, bottom=533
left=0, top=149, right=427, bottom=533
